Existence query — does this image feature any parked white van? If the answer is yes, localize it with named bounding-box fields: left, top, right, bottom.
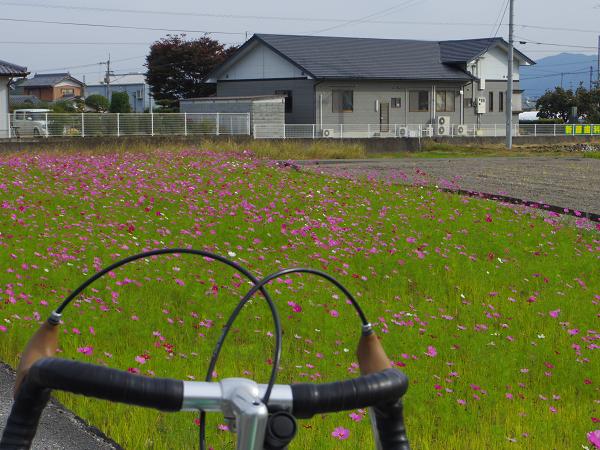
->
left=11, top=109, right=51, bottom=137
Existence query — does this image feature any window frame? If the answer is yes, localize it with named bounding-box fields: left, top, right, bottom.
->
left=499, top=92, right=504, bottom=112
left=409, top=90, right=430, bottom=112
left=435, top=90, right=456, bottom=113
left=332, top=89, right=354, bottom=113
left=391, top=97, right=402, bottom=109
left=489, top=92, right=494, bottom=112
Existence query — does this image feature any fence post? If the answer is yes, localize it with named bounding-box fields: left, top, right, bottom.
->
left=81, top=113, right=85, bottom=138
left=216, top=113, right=220, bottom=136
left=184, top=113, right=188, bottom=136
left=253, top=124, right=256, bottom=138
left=283, top=123, right=286, bottom=139
left=340, top=124, right=344, bottom=139
left=553, top=123, right=556, bottom=136
left=117, top=113, right=120, bottom=137
left=7, top=113, right=11, bottom=138
left=312, top=124, right=315, bottom=139
left=45, top=113, right=48, bottom=137
left=151, top=113, right=154, bottom=136
left=246, top=113, right=251, bottom=135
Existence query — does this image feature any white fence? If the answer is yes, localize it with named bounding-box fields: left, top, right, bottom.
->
left=254, top=123, right=600, bottom=139
left=4, top=114, right=599, bottom=140
left=4, top=113, right=251, bottom=138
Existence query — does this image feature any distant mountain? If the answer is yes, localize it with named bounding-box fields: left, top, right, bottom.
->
left=520, top=53, right=598, bottom=101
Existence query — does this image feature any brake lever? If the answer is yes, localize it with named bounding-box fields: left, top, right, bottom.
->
left=14, top=312, right=61, bottom=396
left=356, top=324, right=392, bottom=375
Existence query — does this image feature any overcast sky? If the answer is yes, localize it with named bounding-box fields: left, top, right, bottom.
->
left=1, top=0, right=598, bottom=83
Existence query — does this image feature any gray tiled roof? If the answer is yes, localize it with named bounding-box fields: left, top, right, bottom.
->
left=0, top=59, right=28, bottom=76
left=255, top=34, right=474, bottom=81
left=440, top=38, right=535, bottom=65
left=19, top=73, right=84, bottom=87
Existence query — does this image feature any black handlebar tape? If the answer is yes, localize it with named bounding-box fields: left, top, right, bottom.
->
left=373, top=399, right=410, bottom=450
left=0, top=358, right=184, bottom=450
left=0, top=379, right=51, bottom=449
left=290, top=368, right=408, bottom=419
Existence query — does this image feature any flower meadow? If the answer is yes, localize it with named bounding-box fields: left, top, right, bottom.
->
left=0, top=148, right=598, bottom=449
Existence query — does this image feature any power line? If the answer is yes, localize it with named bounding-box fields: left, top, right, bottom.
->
left=0, top=17, right=245, bottom=35
left=515, top=36, right=597, bottom=50
left=309, top=0, right=428, bottom=35
left=0, top=40, right=244, bottom=46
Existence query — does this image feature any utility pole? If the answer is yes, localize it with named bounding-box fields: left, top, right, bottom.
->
left=102, top=55, right=112, bottom=100
left=506, top=0, right=515, bottom=149
left=597, top=35, right=599, bottom=88
left=591, top=66, right=594, bottom=90
left=560, top=73, right=564, bottom=89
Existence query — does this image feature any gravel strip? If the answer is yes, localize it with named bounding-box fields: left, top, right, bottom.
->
left=301, top=157, right=600, bottom=214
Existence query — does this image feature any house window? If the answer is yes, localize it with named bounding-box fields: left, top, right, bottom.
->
left=61, top=88, right=75, bottom=97
left=409, top=90, right=429, bottom=112
left=435, top=90, right=455, bottom=113
left=391, top=97, right=402, bottom=108
left=489, top=92, right=494, bottom=112
left=332, top=90, right=353, bottom=112
left=275, top=90, right=293, bottom=114
left=499, top=92, right=504, bottom=112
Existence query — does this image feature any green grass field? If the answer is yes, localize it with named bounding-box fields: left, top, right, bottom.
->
left=0, top=147, right=598, bottom=449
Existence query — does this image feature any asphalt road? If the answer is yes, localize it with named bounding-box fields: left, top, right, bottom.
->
left=302, top=156, right=600, bottom=214
left=0, top=362, right=118, bottom=450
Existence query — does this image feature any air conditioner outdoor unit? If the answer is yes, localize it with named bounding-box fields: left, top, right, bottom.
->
left=398, top=126, right=408, bottom=137
left=423, top=126, right=434, bottom=137
left=477, top=97, right=487, bottom=114
left=437, top=116, right=451, bottom=127
left=436, top=125, right=450, bottom=136
left=456, top=125, right=469, bottom=136
left=322, top=128, right=335, bottom=138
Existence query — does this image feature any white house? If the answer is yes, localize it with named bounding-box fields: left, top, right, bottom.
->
left=1, top=59, right=29, bottom=138
left=203, top=34, right=535, bottom=133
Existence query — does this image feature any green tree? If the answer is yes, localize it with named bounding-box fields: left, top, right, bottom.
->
left=85, top=94, right=110, bottom=112
left=575, top=86, right=600, bottom=124
left=536, top=87, right=576, bottom=122
left=110, top=92, right=131, bottom=113
left=145, top=34, right=237, bottom=102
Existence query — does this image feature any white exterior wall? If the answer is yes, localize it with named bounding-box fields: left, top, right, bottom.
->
left=469, top=46, right=520, bottom=82
left=219, top=44, right=306, bottom=80
left=0, top=78, right=9, bottom=138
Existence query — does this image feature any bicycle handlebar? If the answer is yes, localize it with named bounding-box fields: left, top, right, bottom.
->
left=1, top=358, right=408, bottom=450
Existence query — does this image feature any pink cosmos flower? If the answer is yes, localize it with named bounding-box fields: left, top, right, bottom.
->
left=135, top=355, right=147, bottom=365
left=217, top=424, right=230, bottom=432
left=349, top=412, right=363, bottom=422
left=587, top=430, right=600, bottom=449
left=425, top=346, right=437, bottom=357
left=549, top=309, right=560, bottom=318
left=77, top=346, right=93, bottom=356
left=568, top=329, right=579, bottom=335
left=329, top=310, right=339, bottom=318
left=331, top=427, right=350, bottom=440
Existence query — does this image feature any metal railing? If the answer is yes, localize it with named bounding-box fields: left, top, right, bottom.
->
left=4, top=113, right=251, bottom=138
left=254, top=123, right=600, bottom=139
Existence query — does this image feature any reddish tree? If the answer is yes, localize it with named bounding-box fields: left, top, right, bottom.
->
left=145, top=34, right=237, bottom=103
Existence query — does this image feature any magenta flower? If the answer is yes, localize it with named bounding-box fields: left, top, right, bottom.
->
left=331, top=427, right=350, bottom=440
left=329, top=309, right=339, bottom=318
left=588, top=430, right=600, bottom=449
left=77, top=346, right=93, bottom=356
left=425, top=346, right=437, bottom=357
left=549, top=309, right=560, bottom=318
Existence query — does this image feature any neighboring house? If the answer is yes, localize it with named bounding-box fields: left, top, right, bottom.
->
left=19, top=73, right=85, bottom=102
left=9, top=94, right=44, bottom=108
left=204, top=34, right=535, bottom=130
left=1, top=59, right=29, bottom=138
left=86, top=73, right=154, bottom=112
